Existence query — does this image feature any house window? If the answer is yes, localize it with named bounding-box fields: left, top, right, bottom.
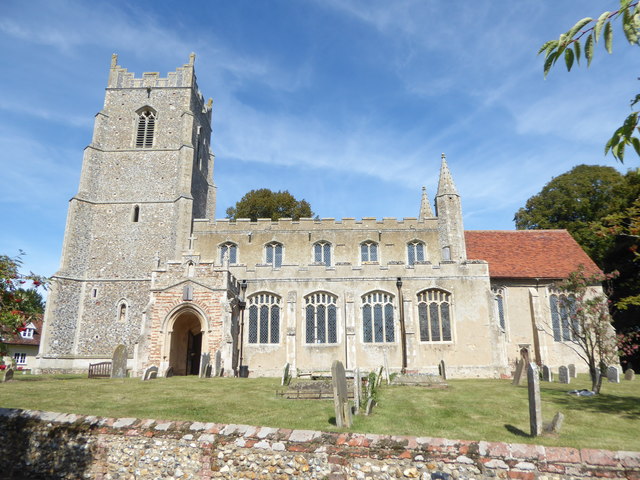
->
left=493, top=288, right=506, bottom=331
left=362, top=291, right=395, bottom=343
left=220, top=242, right=237, bottom=264
left=135, top=109, right=156, bottom=148
left=549, top=292, right=577, bottom=342
left=313, top=241, right=331, bottom=266
left=407, top=240, right=425, bottom=265
left=265, top=242, right=283, bottom=268
left=19, top=328, right=34, bottom=339
left=13, top=353, right=27, bottom=365
left=305, top=292, right=338, bottom=344
left=417, top=289, right=452, bottom=342
left=248, top=293, right=281, bottom=344
left=361, top=241, right=378, bottom=263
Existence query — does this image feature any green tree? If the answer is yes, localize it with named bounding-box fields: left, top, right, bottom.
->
left=226, top=188, right=314, bottom=221
left=514, top=164, right=631, bottom=265
left=539, top=0, right=640, bottom=162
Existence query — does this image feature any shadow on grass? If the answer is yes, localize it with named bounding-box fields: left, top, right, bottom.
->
left=541, top=387, right=640, bottom=419
left=504, top=424, right=530, bottom=438
left=329, top=416, right=337, bottom=426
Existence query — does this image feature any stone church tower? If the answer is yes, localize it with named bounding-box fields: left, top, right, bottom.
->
left=37, top=54, right=216, bottom=371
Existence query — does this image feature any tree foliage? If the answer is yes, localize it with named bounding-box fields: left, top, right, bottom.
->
left=225, top=188, right=314, bottom=221
left=539, top=0, right=640, bottom=162
left=0, top=251, right=48, bottom=355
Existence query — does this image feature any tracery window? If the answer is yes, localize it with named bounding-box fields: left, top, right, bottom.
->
left=417, top=289, right=452, bottom=342
left=265, top=242, right=283, bottom=268
left=305, top=292, right=338, bottom=344
left=135, top=109, right=156, bottom=148
left=248, top=293, right=281, bottom=344
left=549, top=290, right=577, bottom=342
left=313, top=241, right=331, bottom=266
left=407, top=240, right=425, bottom=265
left=362, top=291, right=395, bottom=343
left=360, top=241, right=378, bottom=263
left=492, top=287, right=506, bottom=331
left=220, top=242, right=237, bottom=264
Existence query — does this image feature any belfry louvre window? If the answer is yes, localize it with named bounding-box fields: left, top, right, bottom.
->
left=417, top=289, right=452, bottom=342
left=265, top=242, right=283, bottom=268
left=549, top=291, right=577, bottom=342
left=407, top=240, right=425, bottom=265
left=305, top=292, right=338, bottom=344
left=361, top=241, right=378, bottom=262
left=136, top=109, right=156, bottom=148
left=248, top=293, right=281, bottom=344
left=220, top=242, right=237, bottom=264
left=313, top=241, right=331, bottom=266
left=362, top=291, right=395, bottom=343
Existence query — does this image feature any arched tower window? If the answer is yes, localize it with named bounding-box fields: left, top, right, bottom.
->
left=313, top=241, right=331, bottom=266
left=220, top=242, right=237, bottom=264
left=362, top=291, right=395, bottom=343
left=360, top=241, right=378, bottom=263
left=248, top=293, right=281, bottom=344
left=135, top=108, right=156, bottom=148
left=407, top=240, right=425, bottom=265
left=305, top=292, right=338, bottom=344
left=417, top=289, right=452, bottom=342
left=132, top=205, right=140, bottom=222
left=117, top=302, right=128, bottom=322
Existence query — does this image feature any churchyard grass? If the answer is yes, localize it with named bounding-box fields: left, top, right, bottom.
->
left=1, top=374, right=638, bottom=451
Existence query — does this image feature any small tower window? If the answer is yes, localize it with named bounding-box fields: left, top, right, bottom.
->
left=132, top=205, right=140, bottom=222
left=118, top=303, right=127, bottom=322
left=136, top=109, right=156, bottom=148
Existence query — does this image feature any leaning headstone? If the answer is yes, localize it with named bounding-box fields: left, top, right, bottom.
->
left=214, top=350, right=222, bottom=377
left=558, top=366, right=570, bottom=384
left=111, top=344, right=127, bottom=379
left=331, top=360, right=352, bottom=428
left=439, top=360, right=447, bottom=380
left=383, top=353, right=391, bottom=384
left=527, top=363, right=542, bottom=437
left=281, top=362, right=291, bottom=386
left=142, top=365, right=158, bottom=381
left=568, top=364, right=576, bottom=378
left=353, top=368, right=362, bottom=414
left=164, top=366, right=174, bottom=378
left=365, top=397, right=375, bottom=416
left=2, top=367, right=14, bottom=382
left=199, top=353, right=211, bottom=378
left=376, top=365, right=384, bottom=387
left=607, top=365, right=620, bottom=383
left=544, top=412, right=565, bottom=434
left=624, top=368, right=635, bottom=381
left=512, top=358, right=525, bottom=386
left=542, top=365, right=553, bottom=382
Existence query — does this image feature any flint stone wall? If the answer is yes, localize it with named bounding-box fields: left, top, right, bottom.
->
left=0, top=408, right=638, bottom=480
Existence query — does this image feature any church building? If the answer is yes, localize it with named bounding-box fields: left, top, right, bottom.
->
left=36, top=56, right=600, bottom=378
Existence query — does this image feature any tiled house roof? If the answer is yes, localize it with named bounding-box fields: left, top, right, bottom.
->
left=2, top=316, right=43, bottom=347
left=465, top=230, right=601, bottom=280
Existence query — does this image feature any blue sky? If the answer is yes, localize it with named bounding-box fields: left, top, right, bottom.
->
left=1, top=0, right=637, bottom=278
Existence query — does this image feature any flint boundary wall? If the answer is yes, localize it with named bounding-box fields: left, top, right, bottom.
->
left=0, top=408, right=638, bottom=480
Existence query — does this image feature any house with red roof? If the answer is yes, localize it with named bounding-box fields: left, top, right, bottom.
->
left=2, top=317, right=43, bottom=372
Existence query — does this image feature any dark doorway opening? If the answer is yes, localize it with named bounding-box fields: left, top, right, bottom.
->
left=169, top=310, right=203, bottom=375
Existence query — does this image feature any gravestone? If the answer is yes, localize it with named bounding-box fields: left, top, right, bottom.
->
left=383, top=353, right=391, bottom=384
left=164, top=366, right=174, bottom=378
left=558, top=366, right=570, bottom=384
left=331, top=360, right=352, bottom=428
left=214, top=350, right=222, bottom=377
left=2, top=367, right=14, bottom=382
left=365, top=397, right=375, bottom=416
left=281, top=362, right=291, bottom=386
left=353, top=368, right=362, bottom=414
left=376, top=365, right=384, bottom=387
left=624, top=368, right=635, bottom=381
left=199, top=353, right=211, bottom=378
left=607, top=365, right=620, bottom=383
left=527, top=363, right=542, bottom=437
left=512, top=358, right=524, bottom=386
left=544, top=412, right=564, bottom=434
left=439, top=360, right=447, bottom=380
left=542, top=365, right=553, bottom=382
left=568, top=364, right=576, bottom=378
left=111, top=344, right=127, bottom=379
left=142, top=365, right=158, bottom=381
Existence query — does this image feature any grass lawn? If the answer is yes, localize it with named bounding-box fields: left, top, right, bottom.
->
left=1, top=373, right=638, bottom=451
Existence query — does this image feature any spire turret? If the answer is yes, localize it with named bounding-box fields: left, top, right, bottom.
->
left=436, top=153, right=459, bottom=197
left=434, top=153, right=466, bottom=261
left=419, top=186, right=434, bottom=219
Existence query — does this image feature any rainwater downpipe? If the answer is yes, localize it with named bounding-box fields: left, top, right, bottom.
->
left=397, top=277, right=408, bottom=373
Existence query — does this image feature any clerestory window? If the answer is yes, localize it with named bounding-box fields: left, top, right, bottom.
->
left=248, top=293, right=281, bottom=344
left=407, top=240, right=425, bottom=265
left=360, top=241, right=378, bottom=263
left=265, top=242, right=283, bottom=268
left=305, top=292, right=338, bottom=344
left=135, top=109, right=156, bottom=148
left=313, top=241, right=331, bottom=266
left=362, top=291, right=395, bottom=343
left=220, top=242, right=237, bottom=264
left=417, top=289, right=452, bottom=342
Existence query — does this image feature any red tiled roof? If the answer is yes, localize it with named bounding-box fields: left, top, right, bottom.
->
left=3, top=316, right=43, bottom=347
left=465, top=230, right=601, bottom=280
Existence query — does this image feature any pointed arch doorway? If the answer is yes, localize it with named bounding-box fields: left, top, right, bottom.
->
left=169, top=309, right=203, bottom=375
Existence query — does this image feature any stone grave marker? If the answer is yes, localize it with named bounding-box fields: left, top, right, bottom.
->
left=512, top=358, right=524, bottom=386
left=624, top=368, right=635, bottom=381
left=281, top=362, right=291, bottom=386
left=111, top=344, right=127, bottom=379
left=376, top=365, right=384, bottom=387
left=353, top=368, right=362, bottom=414
left=558, top=365, right=570, bottom=384
left=542, top=365, right=553, bottom=382
left=164, top=366, right=174, bottom=378
left=199, top=353, right=211, bottom=378
left=383, top=353, right=390, bottom=384
left=2, top=367, right=14, bottom=382
left=607, top=365, right=620, bottom=383
left=142, top=365, right=158, bottom=381
left=365, top=397, right=375, bottom=416
left=214, top=350, right=222, bottom=377
left=544, top=412, right=564, bottom=434
left=527, top=363, right=542, bottom=437
left=439, top=360, right=447, bottom=380
left=331, top=360, right=352, bottom=428
left=568, top=364, right=576, bottom=378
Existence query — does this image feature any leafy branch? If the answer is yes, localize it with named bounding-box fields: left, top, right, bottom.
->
left=538, top=1, right=640, bottom=162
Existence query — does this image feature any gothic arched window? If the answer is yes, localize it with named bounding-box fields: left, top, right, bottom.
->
left=417, top=289, right=452, bottom=342
left=407, top=240, right=425, bottom=265
left=305, top=292, right=338, bottom=344
left=313, top=241, right=331, bottom=266
left=362, top=291, right=395, bottom=343
left=493, top=287, right=507, bottom=331
left=135, top=109, right=156, bottom=148
left=248, top=293, right=281, bottom=344
left=360, top=241, right=378, bottom=263
left=265, top=242, right=283, bottom=268
left=220, top=242, right=237, bottom=264
left=549, top=290, right=577, bottom=342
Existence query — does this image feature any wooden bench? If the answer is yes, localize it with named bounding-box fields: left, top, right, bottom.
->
left=88, top=361, right=112, bottom=379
